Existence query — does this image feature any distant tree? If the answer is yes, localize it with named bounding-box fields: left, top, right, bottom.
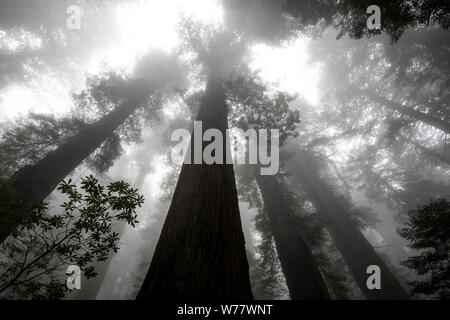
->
left=0, top=175, right=143, bottom=299
left=225, top=70, right=332, bottom=299
left=305, top=28, right=450, bottom=220
left=282, top=148, right=410, bottom=299
left=0, top=113, right=85, bottom=179
left=137, top=23, right=253, bottom=299
left=0, top=51, right=184, bottom=242
left=0, top=112, right=122, bottom=180
left=398, top=198, right=450, bottom=299
left=248, top=220, right=288, bottom=300
left=74, top=120, right=186, bottom=300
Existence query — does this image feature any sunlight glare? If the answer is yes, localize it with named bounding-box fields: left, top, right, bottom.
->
left=94, top=0, right=223, bottom=72
left=0, top=80, right=73, bottom=120
left=250, top=39, right=321, bottom=105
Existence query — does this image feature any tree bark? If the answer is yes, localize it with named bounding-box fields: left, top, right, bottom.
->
left=256, top=174, right=330, bottom=300
left=0, top=90, right=147, bottom=242
left=285, top=150, right=409, bottom=300
left=137, top=76, right=253, bottom=300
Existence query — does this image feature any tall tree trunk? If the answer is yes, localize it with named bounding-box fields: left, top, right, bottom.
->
left=363, top=89, right=450, bottom=134
left=137, top=76, right=253, bottom=300
left=0, top=91, right=147, bottom=242
left=256, top=174, right=330, bottom=300
left=285, top=150, right=409, bottom=300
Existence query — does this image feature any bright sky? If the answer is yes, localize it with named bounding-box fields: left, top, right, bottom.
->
left=0, top=0, right=322, bottom=121
left=0, top=73, right=80, bottom=119
left=88, top=0, right=224, bottom=73
left=250, top=39, right=321, bottom=105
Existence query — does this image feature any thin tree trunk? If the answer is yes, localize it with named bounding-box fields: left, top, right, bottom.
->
left=133, top=160, right=153, bottom=190
left=137, top=76, right=253, bottom=300
left=1, top=92, right=147, bottom=242
left=285, top=150, right=409, bottom=300
left=256, top=174, right=330, bottom=300
left=363, top=89, right=450, bottom=134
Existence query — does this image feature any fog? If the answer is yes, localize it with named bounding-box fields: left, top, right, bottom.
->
left=0, top=0, right=449, bottom=300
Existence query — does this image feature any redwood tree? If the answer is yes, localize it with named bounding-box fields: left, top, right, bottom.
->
left=285, top=149, right=410, bottom=299
left=0, top=52, right=183, bottom=242
left=137, top=76, right=253, bottom=299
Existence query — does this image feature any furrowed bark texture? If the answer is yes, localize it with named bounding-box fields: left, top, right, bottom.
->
left=256, top=174, right=331, bottom=300
left=0, top=95, right=144, bottom=242
left=286, top=150, right=409, bottom=300
left=137, top=77, right=253, bottom=300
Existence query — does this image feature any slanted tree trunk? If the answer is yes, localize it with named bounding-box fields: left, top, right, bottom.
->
left=137, top=76, right=253, bottom=300
left=362, top=89, right=450, bottom=134
left=0, top=85, right=149, bottom=242
left=285, top=150, right=409, bottom=300
left=399, top=133, right=450, bottom=166
left=133, top=161, right=153, bottom=190
left=256, top=174, right=330, bottom=300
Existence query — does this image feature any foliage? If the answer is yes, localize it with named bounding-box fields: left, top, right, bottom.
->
left=236, top=171, right=354, bottom=299
left=176, top=18, right=249, bottom=78
left=73, top=71, right=155, bottom=146
left=226, top=0, right=449, bottom=43
left=0, top=112, right=125, bottom=177
left=226, top=67, right=352, bottom=298
left=282, top=0, right=450, bottom=42
left=0, top=113, right=87, bottom=179
left=72, top=51, right=185, bottom=147
left=277, top=176, right=355, bottom=299
left=85, top=133, right=123, bottom=174
left=334, top=0, right=450, bottom=42
left=74, top=71, right=130, bottom=118
left=0, top=50, right=185, bottom=179
left=303, top=28, right=450, bottom=226
left=252, top=209, right=288, bottom=299
left=398, top=198, right=450, bottom=299
left=226, top=69, right=300, bottom=147
left=0, top=178, right=27, bottom=242
left=0, top=175, right=143, bottom=299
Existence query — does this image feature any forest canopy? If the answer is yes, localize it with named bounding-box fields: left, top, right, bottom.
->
left=0, top=0, right=449, bottom=301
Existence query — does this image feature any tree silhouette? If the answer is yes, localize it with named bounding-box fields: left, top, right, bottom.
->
left=398, top=198, right=450, bottom=299
left=0, top=175, right=143, bottom=299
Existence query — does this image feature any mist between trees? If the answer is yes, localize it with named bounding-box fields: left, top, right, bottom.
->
left=0, top=0, right=449, bottom=300
left=171, top=121, right=280, bottom=175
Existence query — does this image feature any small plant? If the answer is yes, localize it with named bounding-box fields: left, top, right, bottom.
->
left=0, top=175, right=143, bottom=299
